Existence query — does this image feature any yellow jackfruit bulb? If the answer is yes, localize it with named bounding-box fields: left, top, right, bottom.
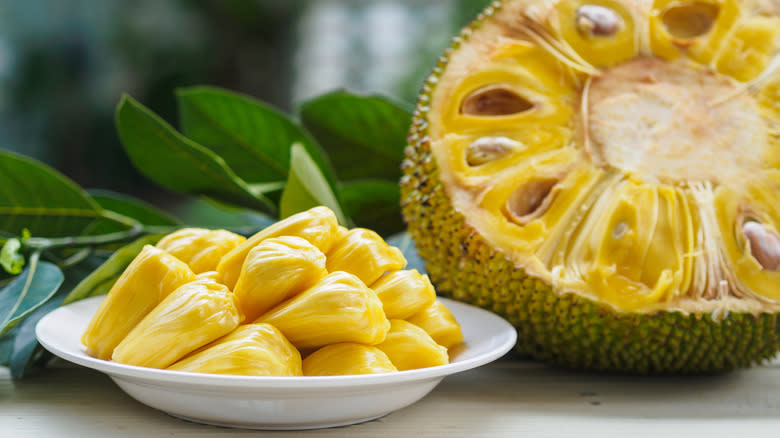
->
left=371, top=269, right=436, bottom=319
left=196, top=271, right=220, bottom=281
left=376, top=320, right=449, bottom=371
left=302, top=343, right=398, bottom=376
left=156, top=228, right=246, bottom=274
left=168, top=324, right=302, bottom=376
left=217, top=206, right=340, bottom=289
left=112, top=279, right=242, bottom=369
left=326, top=228, right=406, bottom=285
left=407, top=300, right=464, bottom=349
left=81, top=245, right=197, bottom=360
left=233, top=236, right=328, bottom=321
left=256, top=271, right=390, bottom=348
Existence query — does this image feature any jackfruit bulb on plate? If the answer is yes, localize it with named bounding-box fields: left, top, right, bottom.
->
left=401, top=0, right=780, bottom=373
left=407, top=300, right=464, bottom=350
left=302, top=343, right=398, bottom=376
left=233, top=236, right=328, bottom=321
left=81, top=245, right=197, bottom=360
left=371, top=269, right=437, bottom=320
left=217, top=206, right=340, bottom=289
left=376, top=320, right=449, bottom=371
left=168, top=324, right=302, bottom=376
left=256, top=271, right=391, bottom=349
left=112, top=278, right=242, bottom=368
left=156, top=228, right=246, bottom=274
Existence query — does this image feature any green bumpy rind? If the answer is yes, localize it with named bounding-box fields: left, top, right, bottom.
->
left=399, top=1, right=780, bottom=374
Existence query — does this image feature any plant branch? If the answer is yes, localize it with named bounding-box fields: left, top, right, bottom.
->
left=25, top=211, right=144, bottom=250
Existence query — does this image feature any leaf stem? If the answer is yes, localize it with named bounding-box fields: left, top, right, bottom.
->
left=59, top=247, right=93, bottom=269
left=25, top=211, right=144, bottom=250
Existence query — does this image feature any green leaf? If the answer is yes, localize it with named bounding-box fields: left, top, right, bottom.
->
left=0, top=324, right=16, bottom=365
left=339, top=180, right=403, bottom=236
left=88, top=189, right=181, bottom=227
left=62, top=234, right=163, bottom=305
left=8, top=286, right=67, bottom=378
left=5, top=251, right=110, bottom=377
left=0, top=253, right=64, bottom=336
left=177, top=86, right=337, bottom=187
left=280, top=143, right=348, bottom=225
left=0, top=149, right=125, bottom=237
left=1, top=238, right=24, bottom=274
left=299, top=90, right=412, bottom=182
left=115, top=95, right=276, bottom=215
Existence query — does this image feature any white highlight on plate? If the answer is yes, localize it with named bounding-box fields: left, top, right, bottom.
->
left=36, top=296, right=517, bottom=430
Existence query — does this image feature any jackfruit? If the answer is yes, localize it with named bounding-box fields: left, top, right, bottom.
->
left=326, top=228, right=406, bottom=285
left=81, top=245, right=197, bottom=360
left=256, top=271, right=390, bottom=348
left=407, top=300, right=464, bottom=350
left=376, top=320, right=449, bottom=371
left=233, top=236, right=328, bottom=321
left=302, top=343, right=398, bottom=376
left=370, top=269, right=436, bottom=319
left=156, top=228, right=245, bottom=274
left=217, top=206, right=340, bottom=289
left=401, top=0, right=780, bottom=373
left=112, top=278, right=242, bottom=368
left=168, top=324, right=302, bottom=376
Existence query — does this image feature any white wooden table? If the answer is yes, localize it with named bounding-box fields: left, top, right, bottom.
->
left=4, top=354, right=780, bottom=438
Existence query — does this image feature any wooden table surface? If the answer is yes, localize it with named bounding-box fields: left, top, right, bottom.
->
left=4, top=354, right=780, bottom=438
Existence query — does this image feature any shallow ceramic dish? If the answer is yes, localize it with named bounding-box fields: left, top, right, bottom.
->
left=37, top=295, right=516, bottom=430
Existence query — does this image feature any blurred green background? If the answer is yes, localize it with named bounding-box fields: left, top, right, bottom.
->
left=0, top=0, right=490, bottom=226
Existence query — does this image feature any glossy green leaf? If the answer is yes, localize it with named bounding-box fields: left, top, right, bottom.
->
left=8, top=287, right=67, bottom=378
left=89, top=189, right=181, bottom=227
left=0, top=150, right=124, bottom=237
left=115, top=95, right=276, bottom=215
left=1, top=238, right=24, bottom=274
left=338, top=180, right=403, bottom=236
left=280, top=143, right=347, bottom=225
left=0, top=324, right=16, bottom=365
left=62, top=234, right=163, bottom=305
left=0, top=254, right=64, bottom=336
left=6, top=251, right=111, bottom=377
left=177, top=86, right=336, bottom=186
left=299, top=90, right=412, bottom=181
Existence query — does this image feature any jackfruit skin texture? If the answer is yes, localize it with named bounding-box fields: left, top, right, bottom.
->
left=400, top=2, right=780, bottom=374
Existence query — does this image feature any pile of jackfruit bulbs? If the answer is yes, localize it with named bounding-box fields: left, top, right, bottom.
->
left=81, top=206, right=463, bottom=377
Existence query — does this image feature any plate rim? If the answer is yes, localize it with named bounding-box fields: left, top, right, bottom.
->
left=36, top=296, right=517, bottom=390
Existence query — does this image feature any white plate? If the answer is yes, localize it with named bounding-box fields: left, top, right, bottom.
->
left=36, top=296, right=516, bottom=430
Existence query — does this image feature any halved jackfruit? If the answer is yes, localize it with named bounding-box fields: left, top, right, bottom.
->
left=376, top=320, right=449, bottom=371
left=302, top=343, right=398, bottom=376
left=401, top=0, right=780, bottom=373
left=168, top=323, right=302, bottom=376
left=233, top=236, right=328, bottom=321
left=256, top=271, right=390, bottom=348
left=156, top=228, right=245, bottom=274
left=217, top=206, right=340, bottom=289
left=111, top=278, right=242, bottom=368
left=81, top=245, right=196, bottom=360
